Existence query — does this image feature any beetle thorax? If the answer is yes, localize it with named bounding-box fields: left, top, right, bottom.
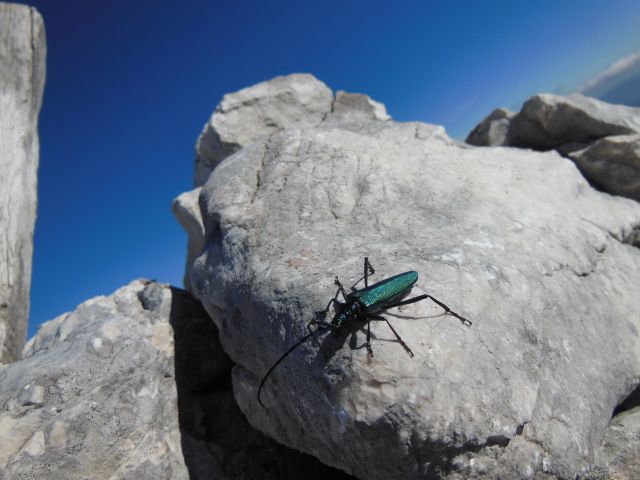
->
left=332, top=301, right=362, bottom=331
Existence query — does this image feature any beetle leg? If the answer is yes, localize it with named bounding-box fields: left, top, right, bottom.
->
left=385, top=294, right=472, bottom=327
left=317, top=284, right=346, bottom=317
left=334, top=277, right=349, bottom=301
left=365, top=320, right=373, bottom=357
left=308, top=319, right=331, bottom=358
left=350, top=257, right=376, bottom=290
left=371, top=315, right=414, bottom=357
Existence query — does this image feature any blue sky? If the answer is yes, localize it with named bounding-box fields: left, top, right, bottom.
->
left=18, top=0, right=640, bottom=337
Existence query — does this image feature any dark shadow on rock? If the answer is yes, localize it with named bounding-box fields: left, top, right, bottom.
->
left=169, top=286, right=356, bottom=480
left=613, top=384, right=640, bottom=418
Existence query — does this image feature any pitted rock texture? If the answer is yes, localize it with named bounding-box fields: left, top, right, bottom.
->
left=190, top=120, right=640, bottom=479
left=0, top=281, right=190, bottom=479
left=466, top=93, right=640, bottom=202
left=0, top=279, right=357, bottom=479
left=0, top=4, right=46, bottom=363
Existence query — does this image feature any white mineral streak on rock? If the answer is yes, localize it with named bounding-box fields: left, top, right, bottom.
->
left=23, top=430, right=45, bottom=457
left=0, top=4, right=46, bottom=363
left=191, top=117, right=640, bottom=479
left=151, top=323, right=174, bottom=353
left=48, top=421, right=67, bottom=450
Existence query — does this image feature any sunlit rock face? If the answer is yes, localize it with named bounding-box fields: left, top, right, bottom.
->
left=190, top=108, right=640, bottom=479
left=467, top=93, right=640, bottom=202
left=177, top=74, right=392, bottom=291
left=0, top=4, right=46, bottom=363
left=0, top=280, right=354, bottom=480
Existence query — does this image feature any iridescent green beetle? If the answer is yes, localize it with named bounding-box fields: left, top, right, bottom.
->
left=257, top=257, right=472, bottom=408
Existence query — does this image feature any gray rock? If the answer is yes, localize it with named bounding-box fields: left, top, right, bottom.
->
left=193, top=74, right=334, bottom=186
left=190, top=120, right=640, bottom=479
left=465, top=108, right=515, bottom=146
left=0, top=280, right=190, bottom=479
left=183, top=75, right=393, bottom=290
left=0, top=4, right=46, bottom=363
left=174, top=300, right=357, bottom=480
left=192, top=74, right=394, bottom=187
left=467, top=93, right=640, bottom=149
left=587, top=406, right=640, bottom=479
left=570, top=134, right=640, bottom=201
left=328, top=90, right=391, bottom=123
left=509, top=93, right=640, bottom=149
left=466, top=94, right=640, bottom=203
left=172, top=188, right=204, bottom=290
left=0, top=279, right=358, bottom=479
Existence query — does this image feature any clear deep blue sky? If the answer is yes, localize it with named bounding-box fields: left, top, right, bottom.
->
left=18, top=0, right=640, bottom=337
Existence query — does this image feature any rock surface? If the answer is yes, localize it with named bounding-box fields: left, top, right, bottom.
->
left=466, top=93, right=640, bottom=202
left=0, top=280, right=190, bottom=479
left=570, top=134, right=640, bottom=200
left=0, top=279, right=356, bottom=479
left=0, top=4, right=46, bottom=363
left=181, top=74, right=392, bottom=291
left=193, top=74, right=392, bottom=187
left=587, top=406, right=640, bottom=480
left=172, top=188, right=204, bottom=291
left=190, top=118, right=640, bottom=479
left=194, top=74, right=334, bottom=187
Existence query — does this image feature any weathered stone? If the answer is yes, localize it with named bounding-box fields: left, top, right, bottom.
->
left=174, top=300, right=356, bottom=480
left=193, top=74, right=334, bottom=186
left=570, top=134, right=640, bottom=202
left=0, top=4, right=46, bottom=363
left=172, top=188, right=204, bottom=291
left=0, top=279, right=359, bottom=479
left=587, top=406, right=640, bottom=479
left=508, top=93, right=640, bottom=149
left=465, top=108, right=515, bottom=146
left=0, top=280, right=191, bottom=478
left=183, top=75, right=393, bottom=290
left=467, top=93, right=640, bottom=149
left=328, top=90, right=391, bottom=123
left=191, top=120, right=640, bottom=479
left=466, top=93, right=640, bottom=203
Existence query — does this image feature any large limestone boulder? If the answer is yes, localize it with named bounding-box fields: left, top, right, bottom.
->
left=466, top=93, right=640, bottom=202
left=190, top=119, right=640, bottom=479
left=193, top=74, right=391, bottom=187
left=0, top=4, right=46, bottom=363
left=0, top=280, right=355, bottom=479
left=0, top=281, right=193, bottom=478
left=178, top=74, right=391, bottom=291
left=194, top=74, right=334, bottom=187
left=570, top=134, right=640, bottom=200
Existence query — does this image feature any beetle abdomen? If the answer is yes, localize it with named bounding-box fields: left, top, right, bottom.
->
left=352, top=270, right=418, bottom=310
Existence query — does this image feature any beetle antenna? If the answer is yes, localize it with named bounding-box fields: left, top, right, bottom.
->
left=258, top=325, right=328, bottom=409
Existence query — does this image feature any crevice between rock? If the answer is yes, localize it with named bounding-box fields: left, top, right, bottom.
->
left=612, top=384, right=640, bottom=418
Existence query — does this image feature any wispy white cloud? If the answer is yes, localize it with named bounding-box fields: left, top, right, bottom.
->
left=576, top=51, right=640, bottom=94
